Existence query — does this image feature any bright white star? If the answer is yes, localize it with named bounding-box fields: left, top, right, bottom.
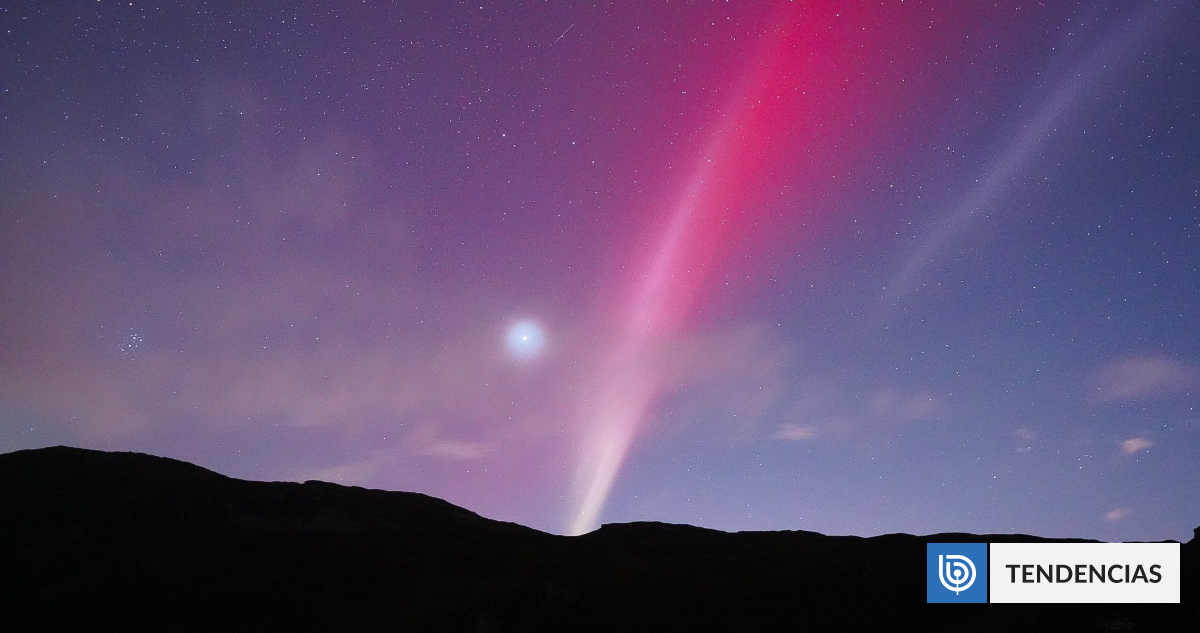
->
left=506, top=320, right=545, bottom=360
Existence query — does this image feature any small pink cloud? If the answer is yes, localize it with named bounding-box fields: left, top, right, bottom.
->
left=1120, top=437, right=1153, bottom=455
left=772, top=414, right=859, bottom=442
left=416, top=437, right=489, bottom=460
left=1012, top=427, right=1036, bottom=453
left=774, top=423, right=819, bottom=441
left=1095, top=357, right=1198, bottom=402
left=1104, top=508, right=1134, bottom=522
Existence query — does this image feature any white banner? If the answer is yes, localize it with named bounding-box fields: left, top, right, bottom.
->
left=989, top=542, right=1180, bottom=603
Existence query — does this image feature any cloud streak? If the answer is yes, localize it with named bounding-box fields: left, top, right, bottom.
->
left=869, top=388, right=940, bottom=422
left=770, top=385, right=942, bottom=445
left=774, top=423, right=819, bottom=442
left=1095, top=357, right=1198, bottom=402
left=1104, top=508, right=1134, bottom=522
left=1120, top=437, right=1153, bottom=455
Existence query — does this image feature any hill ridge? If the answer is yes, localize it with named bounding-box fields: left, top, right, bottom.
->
left=1, top=446, right=1195, bottom=631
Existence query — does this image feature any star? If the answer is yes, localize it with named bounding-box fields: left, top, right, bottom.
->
left=506, top=320, right=546, bottom=360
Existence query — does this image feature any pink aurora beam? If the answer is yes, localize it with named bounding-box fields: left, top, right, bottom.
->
left=565, top=3, right=890, bottom=535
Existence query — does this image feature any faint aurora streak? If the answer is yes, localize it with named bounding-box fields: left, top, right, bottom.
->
left=877, top=2, right=1172, bottom=315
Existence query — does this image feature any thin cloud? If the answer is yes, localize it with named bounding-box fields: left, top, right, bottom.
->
left=870, top=388, right=940, bottom=421
left=1013, top=427, right=1036, bottom=453
left=1120, top=437, right=1153, bottom=455
left=772, top=414, right=859, bottom=442
left=416, top=438, right=489, bottom=461
left=1104, top=508, right=1134, bottom=522
left=774, top=423, right=819, bottom=442
left=1095, top=357, right=1198, bottom=402
left=770, top=386, right=940, bottom=444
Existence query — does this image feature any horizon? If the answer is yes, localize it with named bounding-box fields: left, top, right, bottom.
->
left=2, top=1, right=1198, bottom=544
left=5, top=443, right=1196, bottom=544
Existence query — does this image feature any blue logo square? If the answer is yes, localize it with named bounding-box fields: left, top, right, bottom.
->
left=927, top=543, right=988, bottom=603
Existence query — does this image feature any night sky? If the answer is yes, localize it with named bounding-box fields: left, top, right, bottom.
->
left=2, top=1, right=1198, bottom=541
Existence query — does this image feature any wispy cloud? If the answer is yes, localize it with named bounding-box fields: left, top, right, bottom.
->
left=1104, top=507, right=1134, bottom=522
left=772, top=415, right=859, bottom=443
left=1094, top=357, right=1198, bottom=402
left=1120, top=437, right=1153, bottom=455
left=416, top=437, right=489, bottom=460
left=769, top=386, right=940, bottom=444
left=869, top=388, right=940, bottom=421
left=773, top=423, right=819, bottom=442
left=1013, top=427, right=1036, bottom=453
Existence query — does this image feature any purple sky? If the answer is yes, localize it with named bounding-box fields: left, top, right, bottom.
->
left=2, top=1, right=1198, bottom=541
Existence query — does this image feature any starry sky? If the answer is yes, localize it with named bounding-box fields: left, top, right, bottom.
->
left=2, top=1, right=1198, bottom=541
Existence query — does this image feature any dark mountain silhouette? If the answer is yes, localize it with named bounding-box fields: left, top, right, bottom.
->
left=1, top=446, right=1195, bottom=631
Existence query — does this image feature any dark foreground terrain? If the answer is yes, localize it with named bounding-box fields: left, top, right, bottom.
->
left=1, top=446, right=1195, bottom=631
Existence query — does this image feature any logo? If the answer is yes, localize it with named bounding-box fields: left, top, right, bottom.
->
left=939, top=554, right=976, bottom=593
left=927, top=543, right=988, bottom=603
